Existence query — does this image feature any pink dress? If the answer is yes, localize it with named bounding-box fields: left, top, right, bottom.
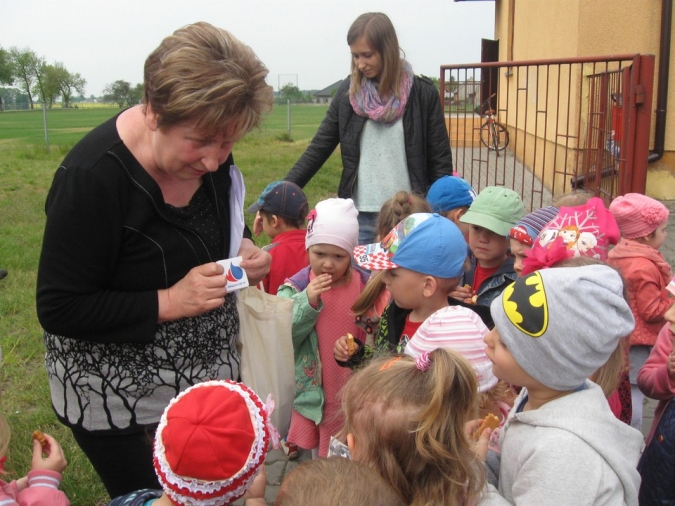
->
left=288, top=268, right=365, bottom=456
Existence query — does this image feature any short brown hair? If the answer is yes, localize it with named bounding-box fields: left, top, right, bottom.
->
left=143, top=22, right=273, bottom=138
left=347, top=13, right=404, bottom=99
left=259, top=209, right=305, bottom=230
left=275, top=457, right=405, bottom=506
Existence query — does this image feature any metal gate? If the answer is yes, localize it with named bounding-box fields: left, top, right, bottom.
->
left=440, top=55, right=654, bottom=211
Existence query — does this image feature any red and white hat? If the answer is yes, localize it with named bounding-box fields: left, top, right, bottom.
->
left=153, top=380, right=278, bottom=506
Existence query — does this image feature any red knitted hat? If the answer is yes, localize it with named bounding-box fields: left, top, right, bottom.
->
left=609, top=193, right=669, bottom=239
left=153, top=380, right=279, bottom=506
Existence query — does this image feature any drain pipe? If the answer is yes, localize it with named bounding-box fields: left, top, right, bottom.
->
left=649, top=0, right=672, bottom=163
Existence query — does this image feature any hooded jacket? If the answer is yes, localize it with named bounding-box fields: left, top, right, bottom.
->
left=607, top=239, right=673, bottom=346
left=284, top=76, right=452, bottom=199
left=480, top=381, right=643, bottom=506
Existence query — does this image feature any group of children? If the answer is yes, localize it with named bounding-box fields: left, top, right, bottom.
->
left=4, top=177, right=675, bottom=505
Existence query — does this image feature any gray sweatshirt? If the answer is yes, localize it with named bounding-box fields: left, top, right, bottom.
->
left=480, top=380, right=643, bottom=506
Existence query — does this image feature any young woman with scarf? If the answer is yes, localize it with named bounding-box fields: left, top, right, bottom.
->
left=283, top=12, right=453, bottom=245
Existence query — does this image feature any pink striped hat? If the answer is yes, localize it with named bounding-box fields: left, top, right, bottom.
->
left=404, top=306, right=498, bottom=393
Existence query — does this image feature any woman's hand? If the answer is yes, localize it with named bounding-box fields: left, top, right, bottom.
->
left=239, top=239, right=272, bottom=286
left=307, top=273, right=332, bottom=307
left=31, top=433, right=67, bottom=474
left=158, top=263, right=228, bottom=323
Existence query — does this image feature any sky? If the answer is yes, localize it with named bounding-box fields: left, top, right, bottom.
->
left=2, top=0, right=496, bottom=97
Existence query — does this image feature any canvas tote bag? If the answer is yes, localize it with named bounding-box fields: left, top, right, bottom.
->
left=237, top=285, right=295, bottom=438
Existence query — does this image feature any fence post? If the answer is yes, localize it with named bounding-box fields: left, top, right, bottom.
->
left=628, top=54, right=654, bottom=195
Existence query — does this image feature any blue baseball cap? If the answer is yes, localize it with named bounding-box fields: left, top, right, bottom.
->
left=426, top=176, right=476, bottom=213
left=353, top=213, right=467, bottom=278
left=247, top=181, right=308, bottom=220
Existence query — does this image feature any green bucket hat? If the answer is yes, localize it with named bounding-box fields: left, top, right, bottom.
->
left=459, top=186, right=525, bottom=236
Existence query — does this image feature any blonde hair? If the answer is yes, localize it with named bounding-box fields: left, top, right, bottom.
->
left=478, top=380, right=517, bottom=416
left=352, top=192, right=431, bottom=317
left=347, top=13, right=404, bottom=99
left=340, top=350, right=485, bottom=506
left=143, top=22, right=273, bottom=138
left=376, top=191, right=431, bottom=241
left=275, top=457, right=405, bottom=506
left=552, top=190, right=596, bottom=207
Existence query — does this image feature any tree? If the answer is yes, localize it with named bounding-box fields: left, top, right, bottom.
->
left=0, top=86, right=29, bottom=110
left=9, top=46, right=45, bottom=109
left=58, top=66, right=86, bottom=108
left=103, top=80, right=133, bottom=108
left=0, top=47, right=13, bottom=86
left=42, top=63, right=66, bottom=108
left=128, top=83, right=143, bottom=106
left=280, top=83, right=304, bottom=102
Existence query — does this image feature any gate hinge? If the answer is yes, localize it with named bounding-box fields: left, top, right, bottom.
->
left=633, top=85, right=645, bottom=105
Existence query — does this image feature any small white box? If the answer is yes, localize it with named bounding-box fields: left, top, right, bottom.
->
left=216, top=256, right=249, bottom=292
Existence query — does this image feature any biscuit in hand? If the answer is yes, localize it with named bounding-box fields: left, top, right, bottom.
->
left=473, top=413, right=500, bottom=440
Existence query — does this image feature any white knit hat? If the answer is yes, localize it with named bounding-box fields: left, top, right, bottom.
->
left=405, top=306, right=498, bottom=393
left=306, top=198, right=359, bottom=253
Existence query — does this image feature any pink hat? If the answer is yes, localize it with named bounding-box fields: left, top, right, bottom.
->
left=609, top=193, right=669, bottom=239
left=404, top=306, right=498, bottom=393
left=153, top=380, right=279, bottom=506
left=522, top=197, right=620, bottom=275
left=306, top=198, right=359, bottom=253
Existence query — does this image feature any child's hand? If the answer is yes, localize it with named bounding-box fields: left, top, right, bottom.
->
left=450, top=284, right=472, bottom=302
left=31, top=433, right=67, bottom=474
left=465, top=418, right=491, bottom=461
left=243, top=467, right=266, bottom=505
left=252, top=212, right=264, bottom=237
left=307, top=273, right=332, bottom=306
left=334, top=335, right=350, bottom=362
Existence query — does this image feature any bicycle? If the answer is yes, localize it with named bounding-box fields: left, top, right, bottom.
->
left=478, top=93, right=510, bottom=153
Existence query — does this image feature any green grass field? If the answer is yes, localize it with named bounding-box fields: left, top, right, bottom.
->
left=0, top=104, right=341, bottom=505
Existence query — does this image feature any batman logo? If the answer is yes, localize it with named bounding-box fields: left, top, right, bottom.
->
left=502, top=271, right=548, bottom=337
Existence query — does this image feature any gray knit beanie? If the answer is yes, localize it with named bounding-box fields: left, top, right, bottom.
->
left=490, top=264, right=634, bottom=391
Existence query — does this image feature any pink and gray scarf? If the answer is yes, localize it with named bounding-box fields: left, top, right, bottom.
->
left=350, top=60, right=414, bottom=124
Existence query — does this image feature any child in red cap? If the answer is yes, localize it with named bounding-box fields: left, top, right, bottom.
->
left=107, top=380, right=279, bottom=506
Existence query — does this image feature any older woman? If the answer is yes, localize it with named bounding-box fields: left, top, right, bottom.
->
left=36, top=22, right=273, bottom=497
left=284, top=12, right=453, bottom=244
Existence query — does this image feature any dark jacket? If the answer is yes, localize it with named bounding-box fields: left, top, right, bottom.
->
left=37, top=113, right=244, bottom=344
left=462, top=256, right=518, bottom=308
left=284, top=76, right=453, bottom=198
left=36, top=113, right=248, bottom=433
